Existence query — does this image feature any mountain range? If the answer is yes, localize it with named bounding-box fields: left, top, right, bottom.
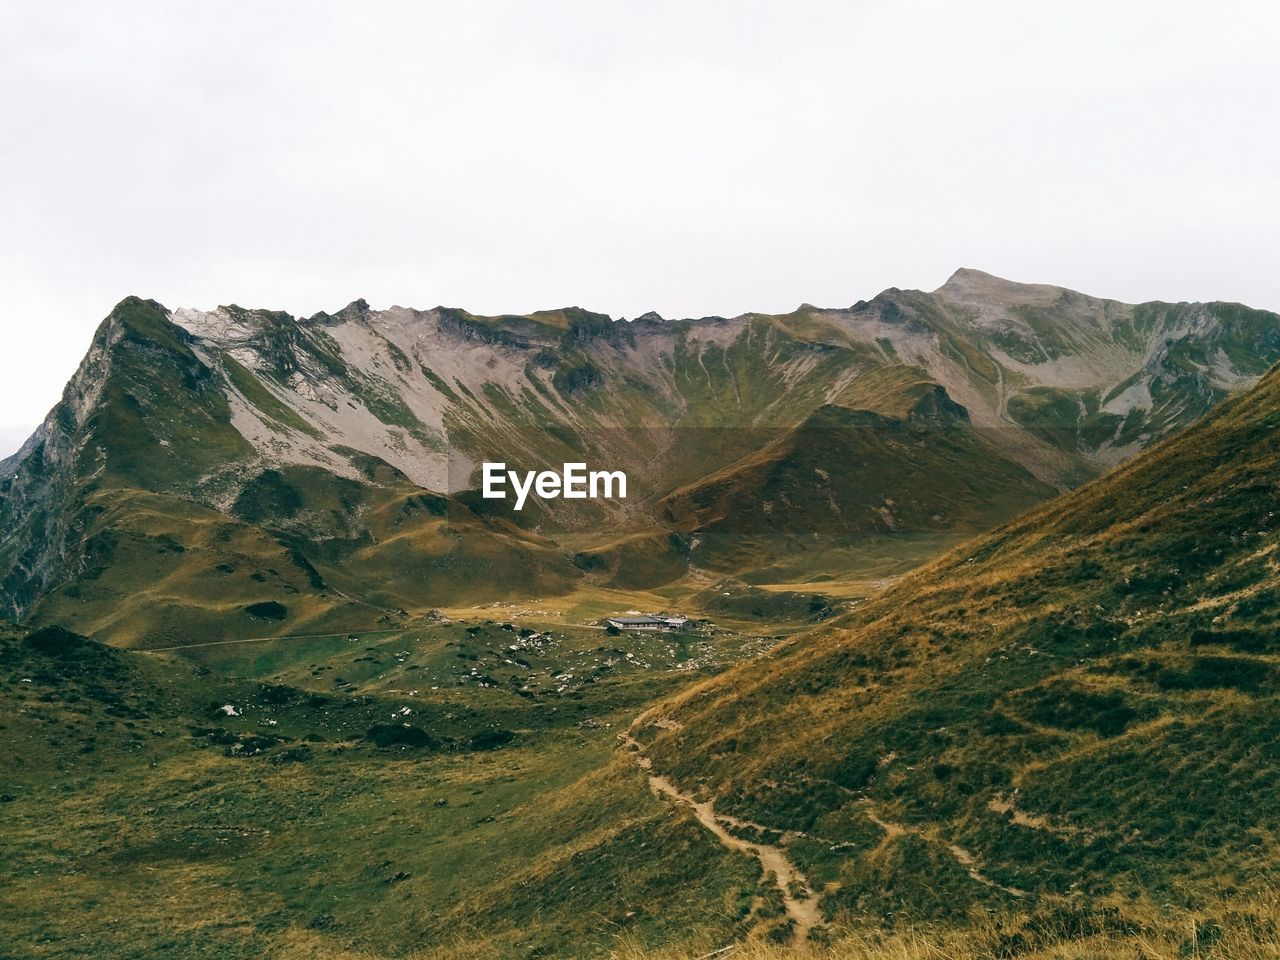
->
left=3, top=269, right=1278, bottom=648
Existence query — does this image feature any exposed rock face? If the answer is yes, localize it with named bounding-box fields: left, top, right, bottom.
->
left=0, top=303, right=132, bottom=619
left=156, top=273, right=1280, bottom=492
left=1, top=272, right=1277, bottom=632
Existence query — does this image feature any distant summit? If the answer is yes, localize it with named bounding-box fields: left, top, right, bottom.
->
left=934, top=266, right=1076, bottom=306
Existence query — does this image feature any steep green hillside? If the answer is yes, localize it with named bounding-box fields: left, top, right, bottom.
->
left=634, top=360, right=1280, bottom=929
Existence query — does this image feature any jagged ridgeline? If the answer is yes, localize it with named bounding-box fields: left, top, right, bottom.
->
left=632, top=353, right=1280, bottom=930
left=2, top=269, right=1278, bottom=645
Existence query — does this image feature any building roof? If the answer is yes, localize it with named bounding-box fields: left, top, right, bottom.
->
left=604, top=615, right=690, bottom=626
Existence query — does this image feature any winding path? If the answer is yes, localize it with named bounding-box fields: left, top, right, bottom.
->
left=619, top=735, right=824, bottom=944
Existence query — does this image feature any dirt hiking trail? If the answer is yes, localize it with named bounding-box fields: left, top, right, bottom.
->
left=619, top=735, right=823, bottom=944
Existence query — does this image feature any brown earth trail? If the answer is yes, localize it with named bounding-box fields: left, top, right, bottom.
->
left=618, top=735, right=824, bottom=944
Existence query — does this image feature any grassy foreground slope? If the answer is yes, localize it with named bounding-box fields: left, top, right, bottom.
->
left=635, top=360, right=1280, bottom=926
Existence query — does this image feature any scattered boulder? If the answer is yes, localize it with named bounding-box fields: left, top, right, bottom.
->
left=269, top=746, right=312, bottom=764
left=226, top=734, right=285, bottom=756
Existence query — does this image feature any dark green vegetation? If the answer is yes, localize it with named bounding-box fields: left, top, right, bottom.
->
left=635, top=356, right=1280, bottom=930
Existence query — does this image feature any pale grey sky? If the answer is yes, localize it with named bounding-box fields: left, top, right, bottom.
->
left=2, top=0, right=1279, bottom=456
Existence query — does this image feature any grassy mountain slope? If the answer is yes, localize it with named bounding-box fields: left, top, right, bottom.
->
left=0, top=613, right=776, bottom=959
left=662, top=385, right=1055, bottom=573
left=634, top=359, right=1280, bottom=927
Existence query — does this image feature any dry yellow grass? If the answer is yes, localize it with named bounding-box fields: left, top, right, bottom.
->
left=270, top=903, right=1280, bottom=960
left=605, top=904, right=1280, bottom=960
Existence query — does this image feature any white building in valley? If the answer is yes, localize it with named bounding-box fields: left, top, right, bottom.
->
left=603, top=615, right=690, bottom=632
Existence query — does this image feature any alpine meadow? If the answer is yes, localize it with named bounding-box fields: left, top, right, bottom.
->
left=4, top=265, right=1280, bottom=959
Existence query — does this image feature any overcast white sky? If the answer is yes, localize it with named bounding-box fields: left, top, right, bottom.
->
left=2, top=1, right=1279, bottom=456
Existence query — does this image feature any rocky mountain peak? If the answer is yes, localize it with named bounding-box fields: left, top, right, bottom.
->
left=934, top=267, right=1073, bottom=308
